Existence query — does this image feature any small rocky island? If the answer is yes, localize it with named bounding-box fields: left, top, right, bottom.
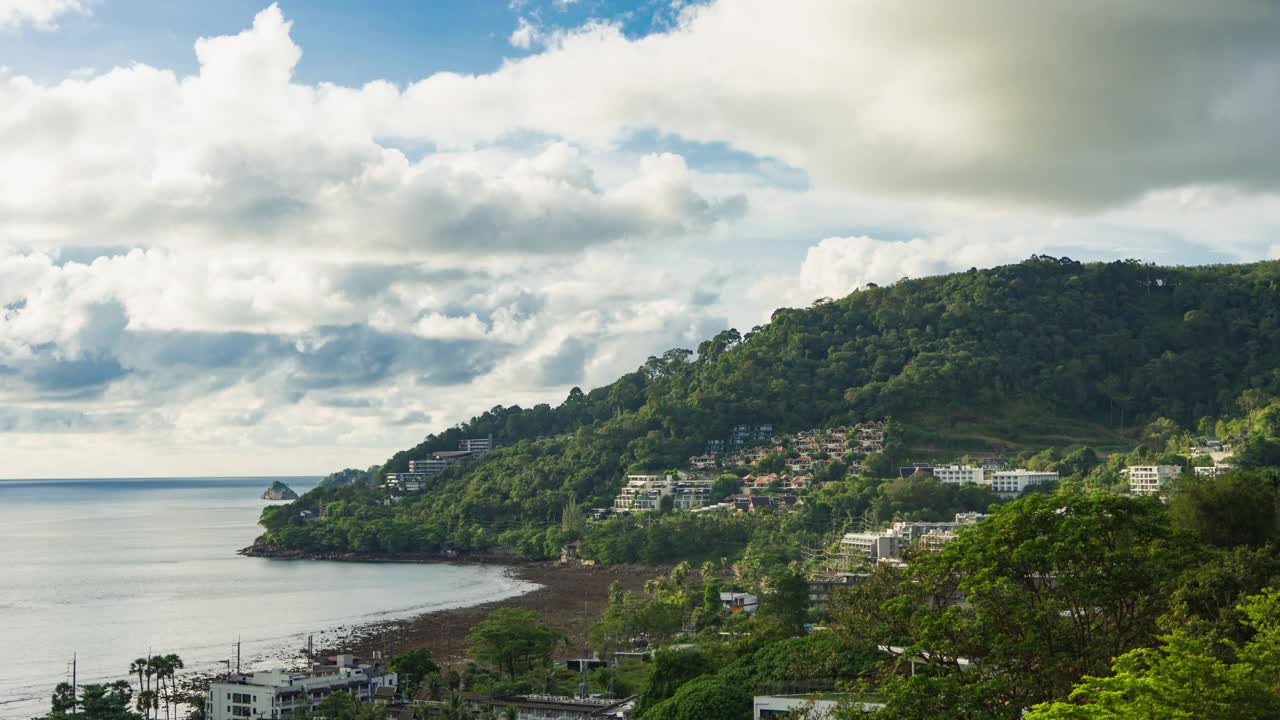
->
left=261, top=480, right=299, bottom=501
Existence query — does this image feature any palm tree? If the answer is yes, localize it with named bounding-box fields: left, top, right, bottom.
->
left=439, top=692, right=466, bottom=720
left=130, top=658, right=149, bottom=719
left=142, top=658, right=157, bottom=720
left=501, top=706, right=518, bottom=720
left=163, top=653, right=184, bottom=720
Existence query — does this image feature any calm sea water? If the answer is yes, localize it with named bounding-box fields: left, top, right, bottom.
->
left=0, top=477, right=535, bottom=719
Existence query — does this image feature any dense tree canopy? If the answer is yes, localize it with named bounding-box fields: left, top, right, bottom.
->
left=260, top=257, right=1280, bottom=557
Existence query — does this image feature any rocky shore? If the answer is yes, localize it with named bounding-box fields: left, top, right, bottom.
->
left=318, top=563, right=654, bottom=665
left=239, top=541, right=657, bottom=666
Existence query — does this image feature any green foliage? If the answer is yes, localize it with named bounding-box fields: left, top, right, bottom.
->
left=265, top=258, right=1280, bottom=558
left=467, top=609, right=565, bottom=680
left=1027, top=588, right=1280, bottom=719
left=712, top=474, right=744, bottom=501
left=831, top=491, right=1202, bottom=716
left=760, top=568, right=810, bottom=635
left=38, top=681, right=140, bottom=720
left=387, top=647, right=439, bottom=698
left=635, top=647, right=718, bottom=716
left=638, top=674, right=751, bottom=720
left=1168, top=468, right=1280, bottom=548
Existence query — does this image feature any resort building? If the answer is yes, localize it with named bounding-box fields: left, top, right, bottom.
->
left=462, top=694, right=636, bottom=719
left=753, top=694, right=883, bottom=718
left=1126, top=465, right=1182, bottom=496
left=205, top=656, right=396, bottom=720
left=458, top=434, right=496, bottom=454
left=990, top=469, right=1060, bottom=496
left=611, top=474, right=715, bottom=512
left=1194, top=464, right=1235, bottom=478
left=807, top=573, right=868, bottom=610
left=720, top=591, right=759, bottom=614
left=931, top=465, right=985, bottom=485
left=840, top=531, right=903, bottom=563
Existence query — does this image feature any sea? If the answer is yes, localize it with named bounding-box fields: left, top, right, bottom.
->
left=0, top=477, right=536, bottom=720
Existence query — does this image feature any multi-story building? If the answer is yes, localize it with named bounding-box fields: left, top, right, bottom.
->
left=384, top=472, right=428, bottom=492
left=807, top=573, right=868, bottom=609
left=671, top=481, right=713, bottom=510
left=991, top=469, right=1060, bottom=496
left=931, top=465, right=985, bottom=485
left=612, top=475, right=714, bottom=512
left=612, top=476, right=668, bottom=512
left=1194, top=464, right=1234, bottom=478
left=688, top=454, right=718, bottom=470
left=205, top=657, right=396, bottom=720
left=463, top=693, right=636, bottom=719
left=720, top=591, right=759, bottom=614
left=1126, top=465, right=1182, bottom=496
left=839, top=531, right=902, bottom=563
left=753, top=694, right=883, bottom=718
left=458, top=435, right=496, bottom=454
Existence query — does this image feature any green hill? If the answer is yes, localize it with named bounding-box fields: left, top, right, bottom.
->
left=256, top=257, right=1280, bottom=553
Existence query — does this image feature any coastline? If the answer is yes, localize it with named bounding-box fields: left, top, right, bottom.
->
left=320, top=562, right=655, bottom=666
left=239, top=542, right=657, bottom=667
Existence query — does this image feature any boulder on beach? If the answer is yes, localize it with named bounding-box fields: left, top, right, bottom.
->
left=262, top=481, right=299, bottom=501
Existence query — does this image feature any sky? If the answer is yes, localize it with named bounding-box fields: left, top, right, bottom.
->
left=1, top=0, right=1278, bottom=478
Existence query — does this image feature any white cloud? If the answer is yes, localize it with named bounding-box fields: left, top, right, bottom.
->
left=384, top=0, right=1280, bottom=209
left=755, top=235, right=1030, bottom=309
left=0, top=6, right=742, bottom=257
left=2, top=2, right=1278, bottom=477
left=0, top=0, right=86, bottom=30
left=509, top=17, right=541, bottom=49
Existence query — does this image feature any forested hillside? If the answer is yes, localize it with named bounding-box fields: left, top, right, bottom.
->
left=258, top=257, right=1280, bottom=553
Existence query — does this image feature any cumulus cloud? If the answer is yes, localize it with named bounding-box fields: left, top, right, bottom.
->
left=383, top=0, right=1280, bottom=209
left=2, top=1, right=1277, bottom=477
left=774, top=235, right=1033, bottom=306
left=0, top=5, right=741, bottom=256
left=509, top=17, right=541, bottom=49
left=0, top=0, right=86, bottom=30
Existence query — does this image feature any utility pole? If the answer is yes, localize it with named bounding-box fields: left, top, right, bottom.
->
left=70, top=653, right=78, bottom=716
left=236, top=638, right=241, bottom=674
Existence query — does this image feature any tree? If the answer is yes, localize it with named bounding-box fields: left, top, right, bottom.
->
left=388, top=647, right=439, bottom=698
left=831, top=491, right=1201, bottom=716
left=561, top=496, right=586, bottom=538
left=1168, top=469, right=1279, bottom=548
left=760, top=568, right=809, bottom=636
left=467, top=608, right=565, bottom=680
left=711, top=474, right=743, bottom=501
left=635, top=647, right=717, bottom=716
left=638, top=674, right=751, bottom=720
left=76, top=682, right=141, bottom=720
left=1027, top=588, right=1280, bottom=719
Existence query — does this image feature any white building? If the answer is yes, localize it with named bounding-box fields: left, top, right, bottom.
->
left=840, top=532, right=902, bottom=563
left=612, top=475, right=713, bottom=512
left=1194, top=464, right=1234, bottom=478
left=458, top=435, right=495, bottom=454
left=753, top=694, right=883, bottom=718
left=991, top=469, right=1059, bottom=495
left=1126, top=465, right=1181, bottom=496
left=205, top=659, right=396, bottom=720
left=931, top=465, right=985, bottom=485
left=720, top=591, right=759, bottom=614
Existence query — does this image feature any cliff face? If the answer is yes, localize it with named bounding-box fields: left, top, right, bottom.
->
left=262, top=481, right=299, bottom=501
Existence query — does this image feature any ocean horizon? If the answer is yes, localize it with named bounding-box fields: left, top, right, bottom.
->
left=0, top=476, right=535, bottom=720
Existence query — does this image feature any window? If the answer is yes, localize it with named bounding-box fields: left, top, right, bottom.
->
left=232, top=706, right=253, bottom=718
